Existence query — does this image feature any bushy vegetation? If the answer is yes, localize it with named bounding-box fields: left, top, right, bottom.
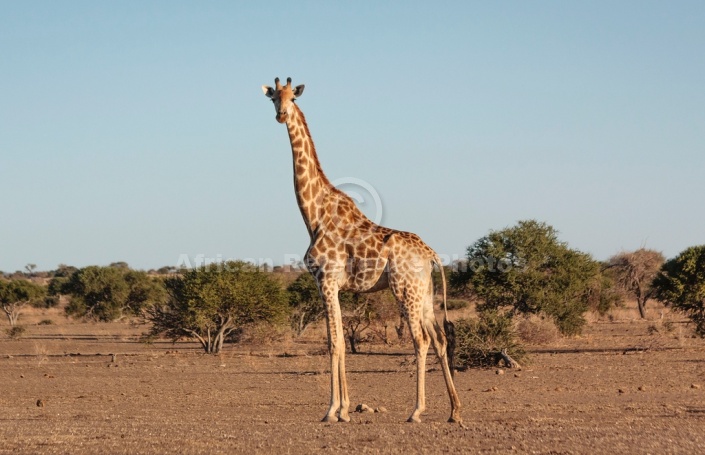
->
left=0, top=279, right=46, bottom=326
left=454, top=310, right=525, bottom=369
left=8, top=239, right=705, bottom=361
left=652, top=246, right=705, bottom=337
left=341, top=289, right=398, bottom=353
left=147, top=261, right=289, bottom=354
left=287, top=273, right=323, bottom=336
left=286, top=271, right=400, bottom=351
left=57, top=265, right=166, bottom=321
left=589, top=269, right=623, bottom=316
left=451, top=220, right=605, bottom=335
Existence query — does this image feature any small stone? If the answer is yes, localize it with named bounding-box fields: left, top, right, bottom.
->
left=496, top=369, right=505, bottom=375
left=483, top=386, right=498, bottom=393
left=374, top=406, right=387, bottom=413
left=36, top=399, right=44, bottom=407
left=638, top=385, right=647, bottom=392
left=513, top=373, right=521, bottom=378
left=555, top=387, right=564, bottom=392
left=691, top=384, right=701, bottom=389
left=618, top=388, right=626, bottom=394
left=355, top=403, right=373, bottom=413
left=19, top=375, right=24, bottom=379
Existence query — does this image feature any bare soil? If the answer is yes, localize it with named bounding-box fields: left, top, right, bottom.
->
left=1, top=307, right=704, bottom=454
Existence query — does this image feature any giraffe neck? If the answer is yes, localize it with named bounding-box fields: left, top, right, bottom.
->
left=286, top=104, right=334, bottom=237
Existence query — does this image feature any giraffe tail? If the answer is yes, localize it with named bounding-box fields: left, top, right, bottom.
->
left=434, top=255, right=456, bottom=378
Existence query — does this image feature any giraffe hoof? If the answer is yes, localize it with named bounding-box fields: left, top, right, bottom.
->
left=338, top=412, right=351, bottom=423
left=321, top=415, right=338, bottom=423
left=407, top=415, right=422, bottom=423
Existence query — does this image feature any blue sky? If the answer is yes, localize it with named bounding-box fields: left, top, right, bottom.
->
left=1, top=1, right=703, bottom=272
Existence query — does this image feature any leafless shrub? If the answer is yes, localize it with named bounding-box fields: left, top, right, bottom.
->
left=607, top=249, right=665, bottom=319
left=516, top=314, right=560, bottom=345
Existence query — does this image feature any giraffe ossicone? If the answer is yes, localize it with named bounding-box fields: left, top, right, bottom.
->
left=262, top=77, right=462, bottom=424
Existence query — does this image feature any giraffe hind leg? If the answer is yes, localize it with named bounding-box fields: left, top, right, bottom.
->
left=425, top=317, right=462, bottom=423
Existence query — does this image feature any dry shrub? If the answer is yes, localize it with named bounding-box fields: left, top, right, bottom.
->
left=517, top=314, right=560, bottom=345
left=6, top=325, right=26, bottom=339
left=446, top=299, right=469, bottom=311
left=454, top=311, right=526, bottom=369
left=235, top=323, right=291, bottom=346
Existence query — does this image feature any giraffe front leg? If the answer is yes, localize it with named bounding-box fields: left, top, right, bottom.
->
left=320, top=283, right=348, bottom=423
left=322, top=346, right=340, bottom=423
left=322, top=319, right=343, bottom=422
left=407, top=318, right=430, bottom=423
left=337, top=332, right=351, bottom=422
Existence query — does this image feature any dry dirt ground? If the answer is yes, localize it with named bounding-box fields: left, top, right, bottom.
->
left=1, top=307, right=704, bottom=454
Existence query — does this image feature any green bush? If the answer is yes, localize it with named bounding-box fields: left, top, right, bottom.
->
left=147, top=261, right=289, bottom=354
left=287, top=273, right=323, bottom=336
left=62, top=266, right=166, bottom=321
left=452, top=220, right=602, bottom=336
left=0, top=279, right=46, bottom=326
left=454, top=310, right=525, bottom=369
left=652, top=246, right=705, bottom=337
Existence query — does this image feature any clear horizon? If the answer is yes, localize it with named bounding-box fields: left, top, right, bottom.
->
left=2, top=1, right=704, bottom=273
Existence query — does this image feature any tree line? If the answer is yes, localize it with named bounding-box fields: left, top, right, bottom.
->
left=2, top=219, right=705, bottom=354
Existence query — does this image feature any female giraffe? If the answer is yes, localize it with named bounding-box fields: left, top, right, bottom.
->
left=262, top=77, right=461, bottom=423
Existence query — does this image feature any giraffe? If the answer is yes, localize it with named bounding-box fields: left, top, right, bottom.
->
left=262, top=77, right=462, bottom=423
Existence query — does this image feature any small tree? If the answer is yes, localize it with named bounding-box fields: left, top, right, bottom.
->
left=652, top=246, right=705, bottom=337
left=360, top=290, right=399, bottom=345
left=287, top=273, right=324, bottom=336
left=452, top=220, right=602, bottom=335
left=590, top=265, right=624, bottom=316
left=340, top=292, right=371, bottom=354
left=0, top=280, right=46, bottom=326
left=24, top=264, right=37, bottom=277
left=607, top=249, right=665, bottom=318
left=340, top=290, right=399, bottom=353
left=148, top=261, right=288, bottom=354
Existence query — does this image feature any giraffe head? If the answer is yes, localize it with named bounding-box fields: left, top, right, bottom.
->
left=262, top=77, right=305, bottom=124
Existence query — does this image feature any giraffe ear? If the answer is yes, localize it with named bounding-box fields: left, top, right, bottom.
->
left=293, top=84, right=305, bottom=98
left=262, top=85, right=275, bottom=98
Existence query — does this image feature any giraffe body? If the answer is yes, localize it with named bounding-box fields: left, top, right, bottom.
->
left=263, top=78, right=462, bottom=423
